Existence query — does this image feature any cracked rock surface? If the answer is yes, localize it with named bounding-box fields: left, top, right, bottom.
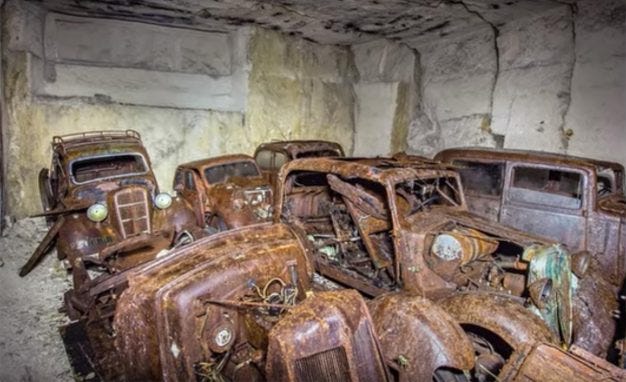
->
left=27, top=0, right=570, bottom=45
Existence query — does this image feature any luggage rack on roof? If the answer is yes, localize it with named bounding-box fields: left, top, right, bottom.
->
left=52, top=130, right=142, bottom=152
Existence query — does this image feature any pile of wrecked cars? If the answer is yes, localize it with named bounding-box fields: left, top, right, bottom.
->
left=18, top=133, right=625, bottom=381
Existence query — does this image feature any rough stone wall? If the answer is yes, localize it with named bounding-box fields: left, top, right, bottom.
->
left=245, top=29, right=356, bottom=153
left=352, top=39, right=417, bottom=156
left=408, top=0, right=626, bottom=167
left=2, top=0, right=250, bottom=217
left=3, top=1, right=359, bottom=218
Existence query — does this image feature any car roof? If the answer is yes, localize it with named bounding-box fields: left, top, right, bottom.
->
left=254, top=140, right=345, bottom=157
left=53, top=130, right=147, bottom=160
left=177, top=154, right=257, bottom=171
left=281, top=156, right=458, bottom=185
left=436, top=147, right=624, bottom=173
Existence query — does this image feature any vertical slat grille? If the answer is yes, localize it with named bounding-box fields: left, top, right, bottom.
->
left=294, top=347, right=351, bottom=382
left=114, top=187, right=150, bottom=238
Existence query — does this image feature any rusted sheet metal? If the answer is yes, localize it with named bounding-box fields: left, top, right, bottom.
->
left=276, top=156, right=617, bottom=362
left=499, top=343, right=626, bottom=381
left=175, top=154, right=272, bottom=230
left=114, top=223, right=313, bottom=380
left=24, top=130, right=201, bottom=319
left=255, top=140, right=345, bottom=160
left=368, top=293, right=474, bottom=381
left=266, top=289, right=389, bottom=382
left=434, top=147, right=626, bottom=290
left=439, top=292, right=557, bottom=348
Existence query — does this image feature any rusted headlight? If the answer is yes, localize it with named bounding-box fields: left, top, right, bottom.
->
left=209, top=323, right=235, bottom=353
left=154, top=192, right=172, bottom=209
left=86, top=203, right=108, bottom=222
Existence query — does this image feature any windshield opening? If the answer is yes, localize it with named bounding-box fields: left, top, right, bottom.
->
left=71, top=153, right=148, bottom=184
left=394, top=176, right=462, bottom=217
left=295, top=149, right=343, bottom=159
left=204, top=161, right=260, bottom=184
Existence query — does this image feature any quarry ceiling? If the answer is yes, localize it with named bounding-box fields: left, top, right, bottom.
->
left=29, top=0, right=572, bottom=46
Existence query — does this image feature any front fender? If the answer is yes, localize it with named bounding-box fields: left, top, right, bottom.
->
left=368, top=292, right=474, bottom=380
left=439, top=292, right=557, bottom=350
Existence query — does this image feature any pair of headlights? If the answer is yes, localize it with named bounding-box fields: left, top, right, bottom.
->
left=86, top=193, right=173, bottom=222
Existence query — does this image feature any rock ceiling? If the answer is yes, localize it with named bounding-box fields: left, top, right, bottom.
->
left=28, top=0, right=572, bottom=46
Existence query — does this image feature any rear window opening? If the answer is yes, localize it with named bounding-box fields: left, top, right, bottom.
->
left=71, top=153, right=147, bottom=184
left=204, top=161, right=260, bottom=184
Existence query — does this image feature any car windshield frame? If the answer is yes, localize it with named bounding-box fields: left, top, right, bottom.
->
left=69, top=152, right=149, bottom=185
left=391, top=174, right=465, bottom=219
left=203, top=160, right=261, bottom=184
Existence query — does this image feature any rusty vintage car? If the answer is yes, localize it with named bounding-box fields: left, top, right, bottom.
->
left=174, top=154, right=272, bottom=231
left=254, top=140, right=345, bottom=188
left=20, top=130, right=200, bottom=320
left=434, top=148, right=626, bottom=292
left=69, top=223, right=476, bottom=381
left=273, top=156, right=618, bottom=376
left=45, top=152, right=623, bottom=381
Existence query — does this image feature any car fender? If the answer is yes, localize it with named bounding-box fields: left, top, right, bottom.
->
left=368, top=292, right=475, bottom=380
left=439, top=291, right=557, bottom=350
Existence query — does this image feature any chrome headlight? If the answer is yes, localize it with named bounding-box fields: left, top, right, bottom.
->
left=154, top=192, right=173, bottom=209
left=87, top=203, right=108, bottom=222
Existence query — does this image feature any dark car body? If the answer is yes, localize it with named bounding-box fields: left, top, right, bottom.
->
left=434, top=147, right=626, bottom=290
left=254, top=140, right=345, bottom=188
left=274, top=156, right=617, bottom=373
left=174, top=154, right=272, bottom=230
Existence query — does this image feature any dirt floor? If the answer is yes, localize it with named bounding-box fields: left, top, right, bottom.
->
left=0, top=218, right=73, bottom=381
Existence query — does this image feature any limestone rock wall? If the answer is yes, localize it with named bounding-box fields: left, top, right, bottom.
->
left=245, top=29, right=356, bottom=153
left=3, top=1, right=359, bottom=218
left=352, top=39, right=417, bottom=156
left=408, top=0, right=626, bottom=167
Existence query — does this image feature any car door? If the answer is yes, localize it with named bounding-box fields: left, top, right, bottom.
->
left=500, top=164, right=587, bottom=249
left=452, top=160, right=505, bottom=222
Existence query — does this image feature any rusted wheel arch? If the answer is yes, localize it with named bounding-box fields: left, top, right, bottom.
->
left=439, top=292, right=558, bottom=353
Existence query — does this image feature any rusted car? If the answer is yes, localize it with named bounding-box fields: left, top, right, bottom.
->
left=254, top=140, right=345, bottom=188
left=273, top=156, right=618, bottom=376
left=20, top=130, right=200, bottom=320
left=434, top=148, right=625, bottom=292
left=499, top=343, right=625, bottom=381
left=75, top=224, right=474, bottom=381
left=174, top=154, right=272, bottom=231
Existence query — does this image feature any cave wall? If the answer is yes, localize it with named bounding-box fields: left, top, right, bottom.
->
left=2, top=0, right=358, bottom=218
left=408, top=0, right=626, bottom=167
left=245, top=29, right=356, bottom=153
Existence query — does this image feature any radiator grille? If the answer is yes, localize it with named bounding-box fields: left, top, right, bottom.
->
left=294, top=347, right=351, bottom=382
left=114, top=187, right=151, bottom=238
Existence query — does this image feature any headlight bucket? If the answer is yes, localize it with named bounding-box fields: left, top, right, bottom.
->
left=87, top=203, right=108, bottom=222
left=154, top=192, right=173, bottom=209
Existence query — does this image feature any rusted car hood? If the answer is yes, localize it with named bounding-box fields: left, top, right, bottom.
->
left=407, top=208, right=554, bottom=246
left=68, top=176, right=157, bottom=206
left=114, top=222, right=312, bottom=380
left=598, top=194, right=626, bottom=217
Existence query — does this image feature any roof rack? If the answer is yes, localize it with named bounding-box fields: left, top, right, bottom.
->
left=52, top=130, right=142, bottom=153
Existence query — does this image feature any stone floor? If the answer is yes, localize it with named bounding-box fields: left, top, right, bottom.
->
left=0, top=218, right=72, bottom=381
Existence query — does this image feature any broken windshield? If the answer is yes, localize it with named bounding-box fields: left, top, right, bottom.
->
left=394, top=176, right=462, bottom=217
left=71, top=153, right=148, bottom=184
left=204, top=160, right=260, bottom=184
